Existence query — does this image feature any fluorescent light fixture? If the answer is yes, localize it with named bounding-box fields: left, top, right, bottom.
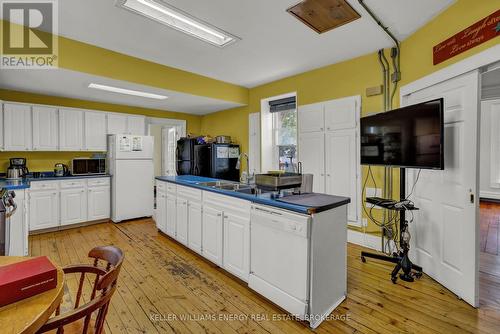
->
left=88, top=83, right=168, bottom=100
left=117, top=0, right=239, bottom=47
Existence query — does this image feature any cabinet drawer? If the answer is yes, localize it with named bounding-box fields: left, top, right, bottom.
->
left=29, top=181, right=59, bottom=191
left=166, top=183, right=176, bottom=194
left=203, top=191, right=251, bottom=216
left=87, top=178, right=110, bottom=187
left=177, top=185, right=202, bottom=201
left=156, top=181, right=166, bottom=192
left=60, top=179, right=86, bottom=189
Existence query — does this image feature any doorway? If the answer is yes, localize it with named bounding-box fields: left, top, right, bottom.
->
left=478, top=66, right=500, bottom=309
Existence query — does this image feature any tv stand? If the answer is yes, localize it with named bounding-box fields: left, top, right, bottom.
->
left=360, top=167, right=423, bottom=283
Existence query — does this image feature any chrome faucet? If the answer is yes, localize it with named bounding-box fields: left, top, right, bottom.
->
left=236, top=153, right=254, bottom=185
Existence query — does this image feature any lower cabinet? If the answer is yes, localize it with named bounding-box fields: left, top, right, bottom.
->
left=60, top=188, right=87, bottom=226
left=29, top=190, right=60, bottom=230
left=165, top=195, right=177, bottom=238
left=187, top=201, right=202, bottom=254
left=8, top=190, right=28, bottom=256
left=88, top=186, right=111, bottom=221
left=155, top=191, right=167, bottom=233
left=223, top=212, right=250, bottom=281
left=176, top=197, right=189, bottom=245
left=202, top=205, right=224, bottom=266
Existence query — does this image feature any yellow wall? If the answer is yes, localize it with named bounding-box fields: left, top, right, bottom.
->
left=0, top=89, right=203, bottom=172
left=199, top=0, right=500, bottom=233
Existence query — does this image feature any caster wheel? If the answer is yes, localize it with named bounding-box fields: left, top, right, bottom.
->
left=414, top=272, right=423, bottom=279
left=361, top=256, right=366, bottom=263
left=391, top=276, right=397, bottom=284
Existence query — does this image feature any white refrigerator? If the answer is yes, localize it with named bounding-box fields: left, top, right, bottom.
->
left=108, top=135, right=154, bottom=223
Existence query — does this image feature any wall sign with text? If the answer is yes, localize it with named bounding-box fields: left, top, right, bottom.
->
left=433, top=9, right=500, bottom=65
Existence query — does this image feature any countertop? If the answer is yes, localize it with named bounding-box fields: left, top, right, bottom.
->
left=156, top=175, right=350, bottom=215
left=0, top=174, right=111, bottom=191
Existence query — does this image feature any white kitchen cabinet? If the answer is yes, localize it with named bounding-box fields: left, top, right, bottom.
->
left=32, top=106, right=58, bottom=151
left=156, top=191, right=167, bottom=233
left=324, top=97, right=357, bottom=131
left=4, top=103, right=32, bottom=151
left=60, top=188, right=87, bottom=226
left=176, top=197, right=189, bottom=245
left=84, top=111, right=107, bottom=151
left=187, top=201, right=202, bottom=254
left=127, top=115, right=145, bottom=135
left=107, top=113, right=128, bottom=135
left=325, top=129, right=358, bottom=222
left=223, top=212, right=250, bottom=281
left=298, top=132, right=325, bottom=193
left=298, top=102, right=324, bottom=133
left=29, top=190, right=59, bottom=231
left=8, top=190, right=27, bottom=256
left=59, top=108, right=84, bottom=151
left=165, top=195, right=176, bottom=238
left=87, top=185, right=110, bottom=221
left=202, top=205, right=224, bottom=266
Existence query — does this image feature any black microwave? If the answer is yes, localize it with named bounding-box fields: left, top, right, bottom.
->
left=72, top=158, right=106, bottom=175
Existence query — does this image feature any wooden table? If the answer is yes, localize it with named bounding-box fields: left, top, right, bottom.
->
left=0, top=257, right=64, bottom=334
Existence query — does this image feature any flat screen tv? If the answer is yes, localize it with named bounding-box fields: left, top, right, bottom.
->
left=360, top=98, right=444, bottom=170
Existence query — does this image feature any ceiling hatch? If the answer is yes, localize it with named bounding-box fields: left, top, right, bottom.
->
left=287, top=0, right=361, bottom=34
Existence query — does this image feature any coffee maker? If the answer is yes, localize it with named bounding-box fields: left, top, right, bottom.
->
left=6, top=158, right=29, bottom=180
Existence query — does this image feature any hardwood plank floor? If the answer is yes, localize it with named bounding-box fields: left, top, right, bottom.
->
left=480, top=201, right=500, bottom=255
left=30, top=219, right=500, bottom=334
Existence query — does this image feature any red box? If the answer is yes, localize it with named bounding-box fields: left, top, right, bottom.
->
left=0, top=256, right=58, bottom=307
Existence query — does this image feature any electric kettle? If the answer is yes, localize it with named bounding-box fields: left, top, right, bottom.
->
left=54, top=163, right=69, bottom=177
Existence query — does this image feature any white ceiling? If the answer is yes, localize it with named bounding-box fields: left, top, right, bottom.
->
left=51, top=0, right=455, bottom=88
left=0, top=68, right=243, bottom=115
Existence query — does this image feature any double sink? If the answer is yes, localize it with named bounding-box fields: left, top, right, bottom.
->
left=195, top=181, right=261, bottom=195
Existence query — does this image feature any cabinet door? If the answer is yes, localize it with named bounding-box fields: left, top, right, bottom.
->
left=84, top=111, right=107, bottom=151
left=29, top=191, right=59, bottom=231
left=32, top=106, right=58, bottom=151
left=60, top=188, right=87, bottom=226
left=127, top=116, right=145, bottom=135
left=87, top=186, right=110, bottom=221
left=324, top=97, right=357, bottom=131
left=165, top=196, right=176, bottom=238
left=4, top=103, right=32, bottom=151
left=107, top=114, right=128, bottom=134
left=223, top=212, right=250, bottom=281
left=156, top=192, right=167, bottom=232
left=202, top=205, right=223, bottom=266
left=8, top=190, right=27, bottom=256
left=187, top=201, right=202, bottom=254
left=298, top=132, right=325, bottom=193
left=59, top=109, right=84, bottom=151
left=298, top=103, right=324, bottom=133
left=325, top=129, right=358, bottom=222
left=176, top=197, right=188, bottom=245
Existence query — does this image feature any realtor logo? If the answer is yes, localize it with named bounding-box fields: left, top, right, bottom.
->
left=1, top=0, right=58, bottom=69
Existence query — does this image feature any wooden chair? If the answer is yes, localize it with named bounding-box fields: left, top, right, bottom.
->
left=37, top=246, right=124, bottom=334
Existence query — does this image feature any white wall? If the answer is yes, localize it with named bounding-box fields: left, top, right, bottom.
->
left=480, top=99, right=500, bottom=200
left=150, top=124, right=163, bottom=177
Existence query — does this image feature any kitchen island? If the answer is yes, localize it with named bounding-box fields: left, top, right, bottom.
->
left=155, top=175, right=350, bottom=328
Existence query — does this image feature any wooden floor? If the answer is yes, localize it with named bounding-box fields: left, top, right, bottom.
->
left=480, top=201, right=500, bottom=255
left=30, top=219, right=500, bottom=334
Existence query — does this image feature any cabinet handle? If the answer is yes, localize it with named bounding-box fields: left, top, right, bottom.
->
left=320, top=127, right=324, bottom=131
left=217, top=213, right=222, bottom=217
left=327, top=127, right=331, bottom=130
left=223, top=215, right=228, bottom=219
left=327, top=174, right=331, bottom=177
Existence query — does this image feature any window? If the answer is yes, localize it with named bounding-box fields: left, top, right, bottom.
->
left=271, top=97, right=297, bottom=172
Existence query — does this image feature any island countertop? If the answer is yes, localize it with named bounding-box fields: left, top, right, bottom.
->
left=156, top=175, right=350, bottom=215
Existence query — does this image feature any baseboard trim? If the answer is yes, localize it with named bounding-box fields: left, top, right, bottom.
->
left=480, top=191, right=500, bottom=201
left=347, top=229, right=397, bottom=253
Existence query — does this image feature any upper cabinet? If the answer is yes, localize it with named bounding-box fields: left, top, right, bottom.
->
left=298, top=103, right=324, bottom=133
left=59, top=109, right=84, bottom=151
left=127, top=115, right=146, bottom=135
left=324, top=97, right=357, bottom=131
left=33, top=106, right=58, bottom=151
left=84, top=111, right=107, bottom=151
left=107, top=113, right=128, bottom=135
left=4, top=103, right=32, bottom=151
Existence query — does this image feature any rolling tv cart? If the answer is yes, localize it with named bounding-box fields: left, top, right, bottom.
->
left=360, top=168, right=423, bottom=283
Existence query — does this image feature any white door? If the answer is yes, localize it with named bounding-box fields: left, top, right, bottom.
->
left=29, top=191, right=59, bottom=231
left=59, top=109, right=83, bottom=151
left=298, top=103, right=324, bottom=133
left=128, top=116, right=145, bottom=135
left=298, top=132, right=325, bottom=193
left=84, top=111, right=107, bottom=151
left=324, top=96, right=358, bottom=131
left=187, top=201, right=202, bottom=254
left=60, top=188, right=87, bottom=226
left=202, top=205, right=223, bottom=265
left=176, top=197, right=188, bottom=245
left=32, top=106, right=58, bottom=151
left=4, top=103, right=32, bottom=151
left=8, top=190, right=26, bottom=256
left=403, top=70, right=480, bottom=306
left=325, top=129, right=359, bottom=222
left=88, top=186, right=110, bottom=221
left=107, top=114, right=128, bottom=134
left=223, top=212, right=250, bottom=281
left=165, top=195, right=176, bottom=237
left=162, top=127, right=178, bottom=176
left=156, top=192, right=167, bottom=232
